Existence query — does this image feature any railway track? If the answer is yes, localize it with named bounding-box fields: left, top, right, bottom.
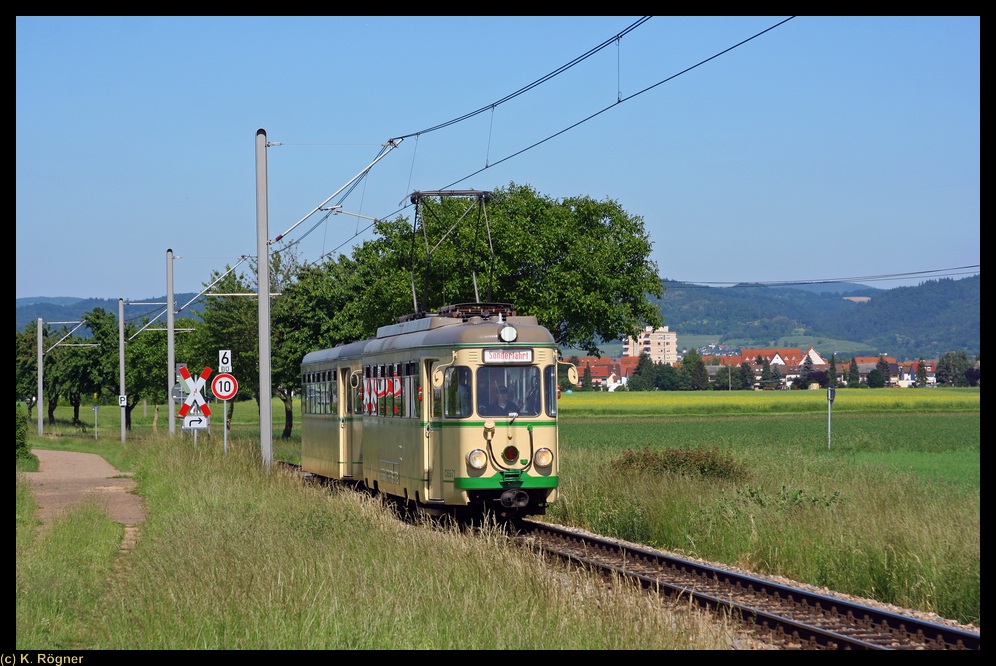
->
left=514, top=519, right=979, bottom=650
left=281, top=462, right=979, bottom=649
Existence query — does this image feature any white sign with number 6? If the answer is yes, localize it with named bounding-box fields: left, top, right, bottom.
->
left=219, top=349, right=232, bottom=373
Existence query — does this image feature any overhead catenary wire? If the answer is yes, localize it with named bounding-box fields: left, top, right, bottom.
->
left=300, top=17, right=797, bottom=267
left=664, top=265, right=980, bottom=288
left=275, top=17, right=663, bottom=267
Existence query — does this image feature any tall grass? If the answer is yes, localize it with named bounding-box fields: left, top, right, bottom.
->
left=17, top=436, right=751, bottom=650
left=16, top=478, right=122, bottom=649
left=548, top=391, right=980, bottom=627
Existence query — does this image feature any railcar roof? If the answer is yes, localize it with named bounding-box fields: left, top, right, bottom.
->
left=302, top=304, right=555, bottom=366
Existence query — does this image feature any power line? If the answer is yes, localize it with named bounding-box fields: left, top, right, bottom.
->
left=664, top=266, right=980, bottom=288
left=302, top=17, right=797, bottom=267
left=392, top=17, right=653, bottom=139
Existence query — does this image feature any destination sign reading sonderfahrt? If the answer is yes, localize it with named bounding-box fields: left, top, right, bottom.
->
left=482, top=349, right=533, bottom=363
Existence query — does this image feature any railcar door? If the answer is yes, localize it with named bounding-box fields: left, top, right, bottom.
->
left=339, top=367, right=353, bottom=478
left=426, top=360, right=444, bottom=501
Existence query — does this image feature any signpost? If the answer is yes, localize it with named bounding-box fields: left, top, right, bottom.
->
left=827, top=386, right=836, bottom=450
left=211, top=371, right=239, bottom=454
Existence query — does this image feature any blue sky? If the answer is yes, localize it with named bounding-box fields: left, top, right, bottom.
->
left=16, top=16, right=979, bottom=301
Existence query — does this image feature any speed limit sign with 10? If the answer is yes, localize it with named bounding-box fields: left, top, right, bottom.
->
left=211, top=373, right=239, bottom=401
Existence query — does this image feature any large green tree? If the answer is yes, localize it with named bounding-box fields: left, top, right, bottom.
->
left=581, top=365, right=593, bottom=391
left=15, top=325, right=41, bottom=417
left=626, top=353, right=656, bottom=391
left=680, top=349, right=709, bottom=390
left=357, top=183, right=665, bottom=355
left=876, top=355, right=891, bottom=385
left=802, top=355, right=815, bottom=385
left=714, top=364, right=739, bottom=391
left=740, top=361, right=754, bottom=390
left=51, top=309, right=118, bottom=426
left=935, top=350, right=973, bottom=387
left=86, top=307, right=125, bottom=402
left=655, top=362, right=681, bottom=391
left=866, top=368, right=886, bottom=388
left=760, top=356, right=773, bottom=387
left=849, top=357, right=860, bottom=386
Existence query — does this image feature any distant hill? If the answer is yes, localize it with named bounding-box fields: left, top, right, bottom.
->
left=653, top=275, right=979, bottom=361
left=16, top=276, right=979, bottom=362
left=16, top=296, right=89, bottom=307
left=757, top=281, right=878, bottom=296
left=16, top=294, right=206, bottom=333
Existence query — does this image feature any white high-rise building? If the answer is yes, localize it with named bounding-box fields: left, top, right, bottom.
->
left=623, top=326, right=677, bottom=365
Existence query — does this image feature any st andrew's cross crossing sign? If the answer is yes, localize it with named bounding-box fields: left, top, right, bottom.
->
left=177, top=366, right=212, bottom=418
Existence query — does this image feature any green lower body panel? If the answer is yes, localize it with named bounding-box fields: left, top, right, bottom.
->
left=454, top=474, right=558, bottom=490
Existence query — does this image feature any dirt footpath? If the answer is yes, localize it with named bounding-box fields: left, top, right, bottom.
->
left=23, top=449, right=147, bottom=548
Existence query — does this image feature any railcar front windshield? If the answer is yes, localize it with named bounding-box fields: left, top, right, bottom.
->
left=476, top=365, right=542, bottom=417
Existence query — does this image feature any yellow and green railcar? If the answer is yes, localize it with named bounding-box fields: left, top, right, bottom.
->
left=300, top=303, right=575, bottom=521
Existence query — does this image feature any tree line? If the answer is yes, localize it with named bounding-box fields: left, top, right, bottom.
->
left=578, top=349, right=980, bottom=392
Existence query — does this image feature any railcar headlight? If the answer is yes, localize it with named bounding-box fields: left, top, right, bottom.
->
left=467, top=448, right=488, bottom=470
left=498, top=324, right=517, bottom=343
left=534, top=447, right=554, bottom=469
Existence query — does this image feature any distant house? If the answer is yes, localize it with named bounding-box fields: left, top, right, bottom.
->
left=741, top=348, right=828, bottom=367
left=699, top=347, right=832, bottom=388
left=618, top=356, right=640, bottom=386
left=709, top=347, right=828, bottom=368
left=897, top=360, right=937, bottom=387
left=850, top=356, right=897, bottom=386
left=573, top=356, right=623, bottom=390
left=590, top=330, right=939, bottom=391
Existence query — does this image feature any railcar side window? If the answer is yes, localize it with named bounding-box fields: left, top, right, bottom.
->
left=390, top=364, right=403, bottom=417
left=321, top=371, right=327, bottom=413
left=544, top=365, right=557, bottom=416
left=329, top=371, right=338, bottom=415
left=444, top=366, right=472, bottom=418
left=364, top=366, right=375, bottom=415
left=352, top=373, right=363, bottom=415
left=302, top=373, right=311, bottom=414
left=522, top=372, right=541, bottom=416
